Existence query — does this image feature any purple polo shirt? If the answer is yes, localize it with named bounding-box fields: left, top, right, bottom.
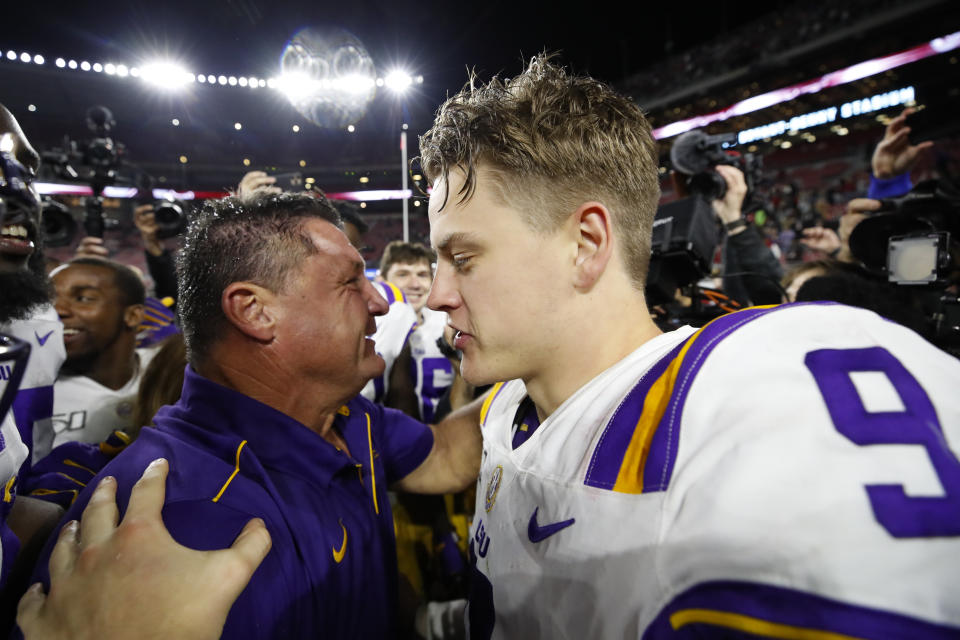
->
left=28, top=366, right=434, bottom=639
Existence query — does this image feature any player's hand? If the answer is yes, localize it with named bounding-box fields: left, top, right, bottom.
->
left=799, top=226, right=841, bottom=255
left=237, top=171, right=281, bottom=198
left=133, top=205, right=164, bottom=256
left=871, top=108, right=934, bottom=179
left=711, top=165, right=748, bottom=227
left=74, top=236, right=109, bottom=259
left=17, top=459, right=272, bottom=640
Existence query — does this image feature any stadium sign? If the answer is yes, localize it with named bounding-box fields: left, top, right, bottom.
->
left=736, top=86, right=915, bottom=144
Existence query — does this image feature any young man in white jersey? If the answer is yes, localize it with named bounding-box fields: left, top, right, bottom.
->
left=30, top=258, right=154, bottom=460
left=379, top=241, right=455, bottom=422
left=0, top=103, right=67, bottom=628
left=419, top=56, right=960, bottom=638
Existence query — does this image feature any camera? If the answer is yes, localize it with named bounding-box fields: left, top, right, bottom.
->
left=137, top=174, right=188, bottom=239
left=849, top=178, right=960, bottom=355
left=669, top=130, right=763, bottom=204
left=849, top=179, right=960, bottom=285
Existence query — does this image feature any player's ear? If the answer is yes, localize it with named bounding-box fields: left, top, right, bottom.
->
left=222, top=282, right=276, bottom=342
left=572, top=202, right=614, bottom=291
left=123, top=304, right=144, bottom=331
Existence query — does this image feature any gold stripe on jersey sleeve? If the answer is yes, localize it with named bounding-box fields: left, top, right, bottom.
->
left=384, top=281, right=406, bottom=303
left=3, top=476, right=15, bottom=502
left=479, top=382, right=507, bottom=427
left=609, top=306, right=777, bottom=494
left=611, top=335, right=695, bottom=493
left=670, top=608, right=863, bottom=640
left=212, top=440, right=248, bottom=503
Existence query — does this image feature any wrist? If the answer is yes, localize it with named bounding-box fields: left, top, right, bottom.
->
left=724, top=218, right=748, bottom=235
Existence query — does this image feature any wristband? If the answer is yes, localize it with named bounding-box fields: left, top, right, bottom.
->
left=724, top=218, right=748, bottom=232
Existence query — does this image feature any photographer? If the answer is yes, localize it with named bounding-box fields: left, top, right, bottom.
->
left=712, top=164, right=784, bottom=305
left=74, top=204, right=178, bottom=303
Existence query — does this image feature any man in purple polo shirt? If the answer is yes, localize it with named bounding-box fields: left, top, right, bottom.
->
left=28, top=190, right=483, bottom=639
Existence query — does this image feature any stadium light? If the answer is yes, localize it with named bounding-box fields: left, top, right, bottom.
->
left=141, top=62, right=191, bottom=90
left=384, top=70, right=413, bottom=93
left=276, top=72, right=319, bottom=101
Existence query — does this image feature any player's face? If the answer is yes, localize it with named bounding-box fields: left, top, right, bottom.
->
left=385, top=260, right=433, bottom=313
left=0, top=106, right=42, bottom=275
left=271, top=218, right=388, bottom=394
left=52, top=263, right=133, bottom=362
left=427, top=168, right=572, bottom=387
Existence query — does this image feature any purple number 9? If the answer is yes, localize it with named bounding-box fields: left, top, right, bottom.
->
left=805, top=347, right=960, bottom=537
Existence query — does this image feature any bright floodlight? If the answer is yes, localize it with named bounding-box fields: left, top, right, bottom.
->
left=276, top=72, right=319, bottom=101
left=104, top=63, right=116, bottom=75
left=141, top=62, right=191, bottom=90
left=5, top=51, right=15, bottom=61
left=80, top=61, right=91, bottom=71
left=116, top=64, right=129, bottom=77
left=33, top=55, right=44, bottom=65
left=55, top=58, right=66, bottom=68
left=384, top=70, right=413, bottom=93
left=68, top=60, right=77, bottom=69
left=20, top=53, right=30, bottom=63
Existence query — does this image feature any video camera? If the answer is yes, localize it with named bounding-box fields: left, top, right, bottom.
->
left=40, top=106, right=189, bottom=246
left=849, top=178, right=960, bottom=353
left=669, top=130, right=764, bottom=205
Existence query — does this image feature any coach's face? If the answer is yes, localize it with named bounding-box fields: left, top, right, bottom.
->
left=270, top=218, right=389, bottom=395
left=0, top=105, right=42, bottom=275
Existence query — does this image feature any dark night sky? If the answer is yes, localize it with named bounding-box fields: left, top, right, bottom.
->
left=2, top=0, right=782, bottom=107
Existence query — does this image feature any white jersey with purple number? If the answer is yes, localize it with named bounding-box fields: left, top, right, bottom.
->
left=468, top=303, right=960, bottom=639
left=361, top=281, right=417, bottom=403
left=409, top=307, right=454, bottom=423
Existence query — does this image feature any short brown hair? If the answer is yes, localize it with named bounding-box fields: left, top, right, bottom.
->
left=418, top=54, right=660, bottom=288
left=378, top=241, right=436, bottom=278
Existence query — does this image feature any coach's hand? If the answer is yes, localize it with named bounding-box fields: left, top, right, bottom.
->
left=17, top=459, right=272, bottom=640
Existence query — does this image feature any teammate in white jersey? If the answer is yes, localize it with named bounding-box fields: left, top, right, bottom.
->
left=0, top=103, right=68, bottom=602
left=30, top=259, right=153, bottom=460
left=359, top=279, right=417, bottom=403
left=418, top=56, right=960, bottom=638
left=379, top=241, right=455, bottom=421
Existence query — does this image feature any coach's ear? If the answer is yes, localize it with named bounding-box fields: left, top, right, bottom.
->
left=572, top=201, right=614, bottom=291
left=222, top=282, right=276, bottom=342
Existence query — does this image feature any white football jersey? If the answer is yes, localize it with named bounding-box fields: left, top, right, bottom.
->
left=468, top=303, right=960, bottom=639
left=409, top=307, right=454, bottom=422
left=1, top=305, right=64, bottom=586
left=33, top=347, right=157, bottom=459
left=0, top=305, right=64, bottom=466
left=361, top=281, right=417, bottom=403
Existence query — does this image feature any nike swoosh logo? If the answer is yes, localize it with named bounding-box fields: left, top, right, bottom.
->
left=332, top=520, right=348, bottom=563
left=527, top=507, right=575, bottom=543
left=35, top=330, right=54, bottom=346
